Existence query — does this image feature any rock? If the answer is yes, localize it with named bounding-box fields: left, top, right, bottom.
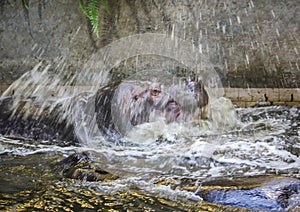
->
left=56, top=152, right=118, bottom=182
left=195, top=176, right=300, bottom=211
left=1, top=0, right=299, bottom=88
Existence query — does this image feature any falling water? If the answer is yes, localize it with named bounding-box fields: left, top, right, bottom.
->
left=0, top=1, right=299, bottom=211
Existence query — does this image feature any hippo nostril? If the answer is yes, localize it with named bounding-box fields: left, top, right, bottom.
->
left=132, top=95, right=138, bottom=101
left=166, top=100, right=177, bottom=105
left=165, top=100, right=181, bottom=122
left=166, top=100, right=175, bottom=111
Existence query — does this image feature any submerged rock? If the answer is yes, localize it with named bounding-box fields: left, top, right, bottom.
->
left=56, top=152, right=118, bottom=182
left=195, top=176, right=300, bottom=211
left=150, top=175, right=300, bottom=210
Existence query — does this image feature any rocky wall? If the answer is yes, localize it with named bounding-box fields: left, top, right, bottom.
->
left=0, top=0, right=299, bottom=88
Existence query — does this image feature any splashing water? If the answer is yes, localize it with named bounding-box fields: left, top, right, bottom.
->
left=1, top=33, right=299, bottom=177
left=1, top=102, right=299, bottom=210
left=1, top=33, right=225, bottom=143
left=1, top=34, right=300, bottom=211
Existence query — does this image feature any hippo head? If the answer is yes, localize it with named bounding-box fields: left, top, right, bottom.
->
left=95, top=79, right=209, bottom=137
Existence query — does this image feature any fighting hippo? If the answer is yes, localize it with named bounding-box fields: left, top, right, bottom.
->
left=0, top=79, right=208, bottom=142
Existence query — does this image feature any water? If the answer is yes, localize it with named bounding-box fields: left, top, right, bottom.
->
left=0, top=31, right=299, bottom=211
left=3, top=103, right=299, bottom=179
left=1, top=98, right=300, bottom=210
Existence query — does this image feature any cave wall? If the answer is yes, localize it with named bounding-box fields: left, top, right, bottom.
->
left=0, top=0, right=299, bottom=89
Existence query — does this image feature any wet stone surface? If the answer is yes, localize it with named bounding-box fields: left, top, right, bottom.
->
left=56, top=152, right=118, bottom=182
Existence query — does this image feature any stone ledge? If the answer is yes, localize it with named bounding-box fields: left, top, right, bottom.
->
left=224, top=88, right=300, bottom=107
left=1, top=84, right=300, bottom=107
left=231, top=101, right=300, bottom=107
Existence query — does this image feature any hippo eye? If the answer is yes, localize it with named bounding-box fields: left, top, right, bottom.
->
left=151, top=88, right=161, bottom=96
left=132, top=95, right=138, bottom=101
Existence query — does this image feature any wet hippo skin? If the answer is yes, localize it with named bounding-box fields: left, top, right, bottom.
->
left=95, top=80, right=209, bottom=137
left=0, top=79, right=208, bottom=142
left=0, top=97, right=77, bottom=143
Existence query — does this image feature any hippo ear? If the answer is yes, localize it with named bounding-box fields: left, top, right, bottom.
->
left=186, top=81, right=209, bottom=107
left=196, top=82, right=209, bottom=107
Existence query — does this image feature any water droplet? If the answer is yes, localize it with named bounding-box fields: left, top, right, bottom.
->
left=222, top=25, right=226, bottom=34
left=245, top=54, right=250, bottom=65
left=237, top=16, right=241, bottom=24
left=276, top=40, right=280, bottom=49
left=275, top=55, right=280, bottom=64
left=244, top=8, right=248, bottom=16
left=256, top=24, right=261, bottom=34
left=206, top=44, right=209, bottom=54
left=199, top=44, right=203, bottom=54
left=275, top=28, right=280, bottom=37
left=171, top=24, right=175, bottom=40
left=271, top=10, right=276, bottom=18
left=31, top=43, right=38, bottom=51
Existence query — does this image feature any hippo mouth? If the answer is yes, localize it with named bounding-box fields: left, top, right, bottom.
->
left=165, top=99, right=181, bottom=123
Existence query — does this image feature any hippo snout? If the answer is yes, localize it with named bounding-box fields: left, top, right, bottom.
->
left=95, top=79, right=209, bottom=137
left=165, top=100, right=181, bottom=123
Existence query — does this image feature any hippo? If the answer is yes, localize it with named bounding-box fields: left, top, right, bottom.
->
left=0, top=78, right=209, bottom=142
left=95, top=79, right=209, bottom=137
left=0, top=96, right=77, bottom=143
